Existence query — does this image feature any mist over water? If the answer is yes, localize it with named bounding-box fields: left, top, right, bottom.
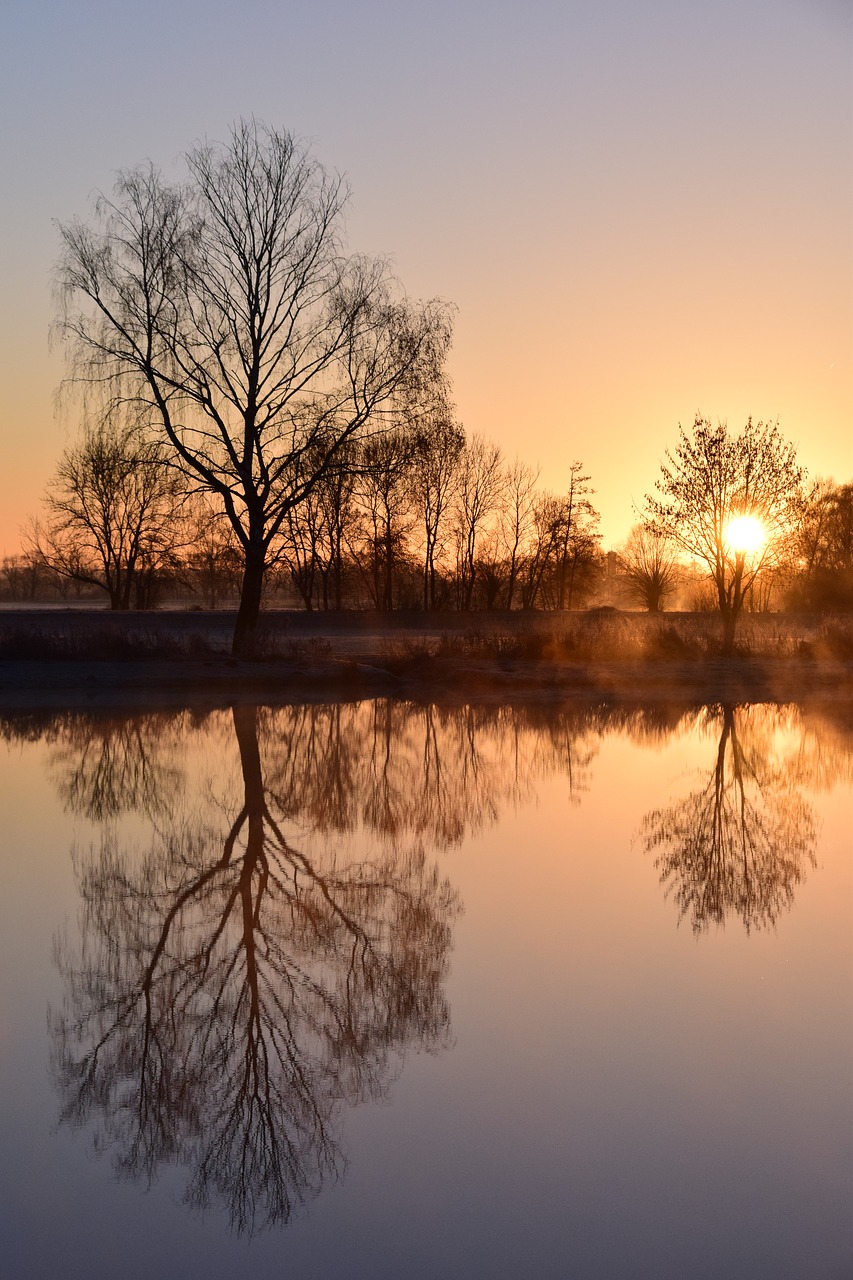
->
left=0, top=698, right=850, bottom=1279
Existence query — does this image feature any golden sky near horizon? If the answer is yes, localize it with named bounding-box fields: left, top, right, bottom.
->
left=0, top=0, right=850, bottom=557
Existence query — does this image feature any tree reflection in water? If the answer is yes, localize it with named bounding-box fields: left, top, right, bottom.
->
left=50, top=705, right=460, bottom=1233
left=3, top=695, right=840, bottom=1229
left=48, top=714, right=183, bottom=821
left=640, top=704, right=818, bottom=934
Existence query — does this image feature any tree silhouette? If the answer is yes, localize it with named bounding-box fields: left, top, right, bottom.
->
left=640, top=705, right=817, bottom=933
left=645, top=417, right=805, bottom=652
left=30, top=418, right=187, bottom=610
left=56, top=120, right=451, bottom=653
left=617, top=524, right=680, bottom=612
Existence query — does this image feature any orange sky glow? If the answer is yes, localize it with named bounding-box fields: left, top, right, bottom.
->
left=0, top=0, right=849, bottom=557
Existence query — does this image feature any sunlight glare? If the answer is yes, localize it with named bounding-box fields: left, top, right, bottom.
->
left=725, top=514, right=768, bottom=556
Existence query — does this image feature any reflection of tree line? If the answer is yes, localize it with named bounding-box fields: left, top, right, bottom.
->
left=19, top=693, right=844, bottom=940
left=256, top=700, right=604, bottom=844
left=5, top=697, right=846, bottom=926
left=4, top=700, right=608, bottom=836
left=2, top=697, right=848, bottom=1231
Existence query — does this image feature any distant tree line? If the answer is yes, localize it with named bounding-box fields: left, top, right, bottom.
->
left=19, top=411, right=604, bottom=613
left=11, top=412, right=850, bottom=623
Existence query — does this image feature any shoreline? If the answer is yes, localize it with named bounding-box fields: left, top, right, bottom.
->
left=2, top=652, right=851, bottom=714
left=2, top=608, right=852, bottom=712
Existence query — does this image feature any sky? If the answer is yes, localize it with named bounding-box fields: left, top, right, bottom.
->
left=0, top=0, right=850, bottom=554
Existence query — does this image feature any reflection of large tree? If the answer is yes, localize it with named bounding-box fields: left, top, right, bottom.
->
left=641, top=705, right=817, bottom=933
left=51, top=705, right=459, bottom=1233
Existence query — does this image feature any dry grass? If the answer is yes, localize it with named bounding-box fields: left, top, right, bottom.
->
left=0, top=621, right=216, bottom=661
left=0, top=609, right=851, bottom=664
left=427, top=613, right=853, bottom=662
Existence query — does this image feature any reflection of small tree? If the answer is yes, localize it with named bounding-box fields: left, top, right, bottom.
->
left=641, top=705, right=817, bottom=933
left=51, top=705, right=458, bottom=1233
left=51, top=725, right=152, bottom=820
left=47, top=713, right=182, bottom=821
left=618, top=524, right=680, bottom=612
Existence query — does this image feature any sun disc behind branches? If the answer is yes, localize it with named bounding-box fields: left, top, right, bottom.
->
left=725, top=514, right=768, bottom=557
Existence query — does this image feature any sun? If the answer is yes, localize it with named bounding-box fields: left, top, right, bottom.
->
left=725, top=514, right=768, bottom=556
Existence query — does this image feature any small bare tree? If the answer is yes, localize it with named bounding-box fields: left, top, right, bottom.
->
left=353, top=431, right=416, bottom=611
left=1, top=552, right=50, bottom=602
left=499, top=458, right=539, bottom=610
left=546, top=463, right=599, bottom=610
left=410, top=412, right=465, bottom=610
left=182, top=496, right=243, bottom=608
left=619, top=524, right=680, bottom=611
left=789, top=479, right=853, bottom=611
left=278, top=485, right=326, bottom=610
left=314, top=453, right=358, bottom=609
left=454, top=435, right=504, bottom=610
left=31, top=418, right=185, bottom=610
left=645, top=416, right=805, bottom=652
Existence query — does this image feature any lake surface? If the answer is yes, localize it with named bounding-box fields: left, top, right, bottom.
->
left=0, top=698, right=850, bottom=1279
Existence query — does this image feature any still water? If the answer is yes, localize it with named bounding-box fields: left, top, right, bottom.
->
left=0, top=699, right=850, bottom=1279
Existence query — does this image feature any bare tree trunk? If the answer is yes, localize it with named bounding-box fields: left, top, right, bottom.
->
left=383, top=517, right=394, bottom=612
left=718, top=558, right=745, bottom=655
left=233, top=536, right=265, bottom=656
left=423, top=532, right=434, bottom=611
left=334, top=547, right=343, bottom=610
left=721, top=607, right=738, bottom=655
left=505, top=552, right=518, bottom=610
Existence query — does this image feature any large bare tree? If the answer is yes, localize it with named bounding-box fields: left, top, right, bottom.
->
left=56, top=120, right=451, bottom=652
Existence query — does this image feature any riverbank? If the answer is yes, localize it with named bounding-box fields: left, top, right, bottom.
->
left=1, top=608, right=851, bottom=712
